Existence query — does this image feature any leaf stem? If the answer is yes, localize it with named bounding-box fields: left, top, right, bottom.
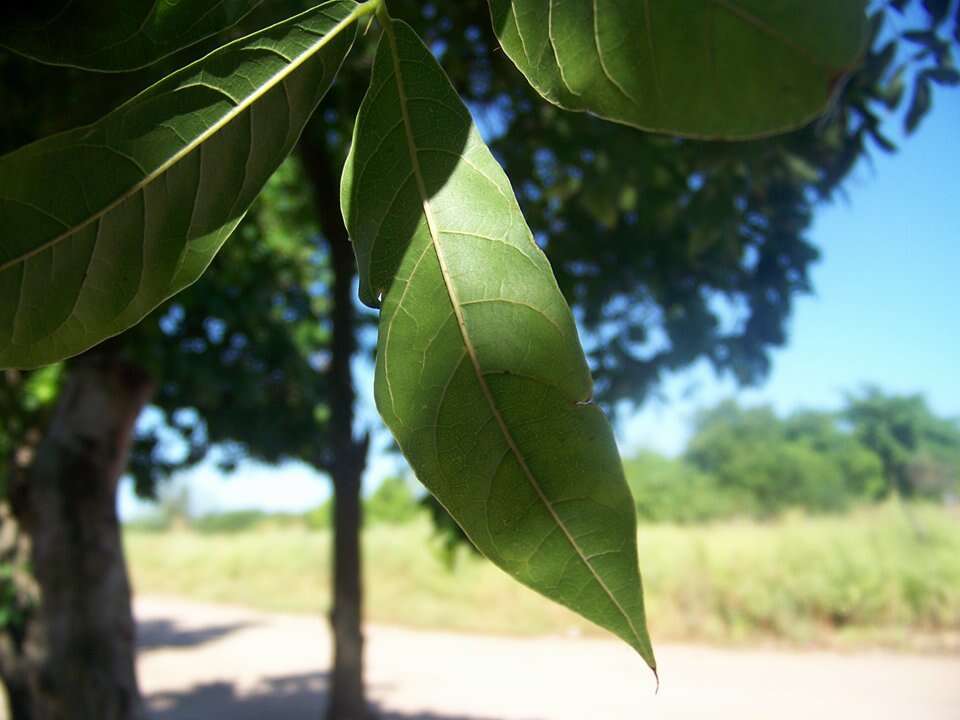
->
left=347, top=0, right=383, bottom=29
left=374, top=0, right=393, bottom=24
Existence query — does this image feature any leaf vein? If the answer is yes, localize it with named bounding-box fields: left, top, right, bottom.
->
left=383, top=17, right=644, bottom=654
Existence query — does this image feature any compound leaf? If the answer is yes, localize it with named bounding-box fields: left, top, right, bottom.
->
left=341, top=17, right=656, bottom=671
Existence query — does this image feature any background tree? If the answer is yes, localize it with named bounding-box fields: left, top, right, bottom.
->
left=844, top=387, right=960, bottom=498
left=623, top=451, right=737, bottom=525
left=685, top=401, right=876, bottom=516
left=783, top=410, right=888, bottom=499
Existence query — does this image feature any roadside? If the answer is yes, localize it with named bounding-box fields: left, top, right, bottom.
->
left=126, top=506, right=960, bottom=652
left=136, top=596, right=960, bottom=720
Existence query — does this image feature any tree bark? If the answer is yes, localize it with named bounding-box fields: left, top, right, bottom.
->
left=302, top=138, right=372, bottom=720
left=8, top=350, right=152, bottom=720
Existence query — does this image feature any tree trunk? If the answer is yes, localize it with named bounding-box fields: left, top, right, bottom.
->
left=302, top=138, right=372, bottom=720
left=8, top=351, right=152, bottom=720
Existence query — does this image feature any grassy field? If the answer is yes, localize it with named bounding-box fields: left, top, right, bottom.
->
left=125, top=502, right=960, bottom=650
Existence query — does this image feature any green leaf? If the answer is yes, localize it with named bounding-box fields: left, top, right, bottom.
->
left=905, top=75, right=933, bottom=134
left=0, top=0, right=264, bottom=72
left=489, top=0, right=868, bottom=139
left=341, top=16, right=656, bottom=671
left=0, top=0, right=364, bottom=369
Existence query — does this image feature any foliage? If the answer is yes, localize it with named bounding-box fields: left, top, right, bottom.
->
left=303, top=500, right=334, bottom=531
left=0, top=4, right=351, bottom=499
left=490, top=1, right=866, bottom=137
left=491, top=1, right=957, bottom=404
left=129, top=476, right=421, bottom=534
left=1, top=1, right=956, bottom=404
left=125, top=503, right=960, bottom=649
left=0, top=507, right=35, bottom=634
left=626, top=394, right=957, bottom=523
left=365, top=476, right=420, bottom=526
left=307, top=478, right=421, bottom=530
left=623, top=452, right=740, bottom=524
left=128, top=157, right=339, bottom=497
left=3, top=0, right=958, bottom=670
left=0, top=564, right=27, bottom=631
left=0, top=365, right=63, bottom=498
left=844, top=386, right=960, bottom=498
left=0, top=502, right=37, bottom=708
left=686, top=400, right=883, bottom=517
left=782, top=410, right=888, bottom=499
left=888, top=0, right=960, bottom=133
left=190, top=510, right=272, bottom=534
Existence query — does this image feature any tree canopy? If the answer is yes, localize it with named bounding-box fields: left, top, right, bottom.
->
left=844, top=387, right=960, bottom=498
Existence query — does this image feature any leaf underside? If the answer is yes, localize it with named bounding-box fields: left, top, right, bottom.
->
left=342, top=18, right=655, bottom=670
left=0, top=0, right=263, bottom=72
left=489, top=0, right=868, bottom=139
left=0, top=0, right=358, bottom=369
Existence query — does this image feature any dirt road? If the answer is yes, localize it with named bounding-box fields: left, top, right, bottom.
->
left=136, top=596, right=959, bottom=720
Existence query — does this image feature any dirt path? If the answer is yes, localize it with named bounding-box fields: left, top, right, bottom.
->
left=136, top=596, right=960, bottom=720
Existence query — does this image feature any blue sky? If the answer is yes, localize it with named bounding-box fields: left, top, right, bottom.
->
left=119, top=80, right=960, bottom=519
left=624, top=86, right=960, bottom=455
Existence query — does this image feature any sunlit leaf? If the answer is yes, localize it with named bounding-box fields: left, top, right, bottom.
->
left=0, top=0, right=363, bottom=369
left=489, top=0, right=868, bottom=138
left=341, top=17, right=656, bottom=671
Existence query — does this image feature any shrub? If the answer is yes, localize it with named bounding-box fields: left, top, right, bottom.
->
left=365, top=476, right=421, bottom=526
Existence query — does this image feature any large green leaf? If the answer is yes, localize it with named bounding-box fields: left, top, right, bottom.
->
left=0, top=0, right=365, bottom=369
left=0, top=0, right=263, bottom=72
left=489, top=0, right=868, bottom=138
left=342, top=16, right=656, bottom=671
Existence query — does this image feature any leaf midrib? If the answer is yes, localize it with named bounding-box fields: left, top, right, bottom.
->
left=0, top=1, right=363, bottom=275
left=381, top=16, right=651, bottom=660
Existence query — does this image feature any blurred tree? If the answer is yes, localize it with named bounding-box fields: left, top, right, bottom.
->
left=686, top=401, right=852, bottom=516
left=1, top=0, right=959, bottom=717
left=623, top=452, right=739, bottom=524
left=783, top=410, right=887, bottom=499
left=684, top=395, right=958, bottom=518
left=844, top=387, right=960, bottom=498
left=365, top=477, right=420, bottom=526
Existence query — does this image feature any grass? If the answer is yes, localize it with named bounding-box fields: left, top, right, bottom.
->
left=124, top=502, right=960, bottom=650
